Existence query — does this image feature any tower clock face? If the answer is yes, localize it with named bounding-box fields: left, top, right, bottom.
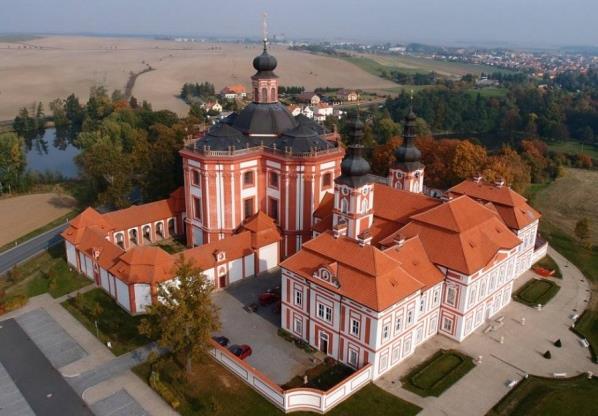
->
left=396, top=171, right=402, bottom=179
left=362, top=187, right=369, bottom=195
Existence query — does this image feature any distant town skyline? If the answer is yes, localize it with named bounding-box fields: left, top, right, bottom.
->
left=1, top=0, right=597, bottom=48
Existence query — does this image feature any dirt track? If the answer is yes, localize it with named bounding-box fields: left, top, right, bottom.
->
left=0, top=193, right=76, bottom=246
left=0, top=36, right=396, bottom=120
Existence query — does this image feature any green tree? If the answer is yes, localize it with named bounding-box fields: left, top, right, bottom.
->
left=0, top=133, right=26, bottom=193
left=574, top=218, right=591, bottom=247
left=138, top=256, right=220, bottom=373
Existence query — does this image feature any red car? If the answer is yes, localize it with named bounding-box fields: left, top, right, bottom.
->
left=228, top=344, right=252, bottom=359
left=258, top=287, right=281, bottom=306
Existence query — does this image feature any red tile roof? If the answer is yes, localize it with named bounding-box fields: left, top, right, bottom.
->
left=110, top=246, right=175, bottom=284
left=237, top=211, right=281, bottom=248
left=389, top=196, right=521, bottom=275
left=281, top=232, right=425, bottom=311
left=449, top=180, right=540, bottom=229
left=383, top=236, right=444, bottom=290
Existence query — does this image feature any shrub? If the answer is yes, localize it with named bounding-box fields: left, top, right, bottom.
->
left=543, top=350, right=552, bottom=359
left=150, top=370, right=181, bottom=409
left=554, top=339, right=562, bottom=348
left=0, top=294, right=28, bottom=315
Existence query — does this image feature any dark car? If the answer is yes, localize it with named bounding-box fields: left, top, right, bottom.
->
left=228, top=344, right=252, bottom=359
left=212, top=336, right=230, bottom=347
left=258, top=286, right=281, bottom=306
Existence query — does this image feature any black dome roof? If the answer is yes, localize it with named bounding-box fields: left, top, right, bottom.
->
left=253, top=40, right=278, bottom=76
left=273, top=123, right=333, bottom=153
left=394, top=110, right=423, bottom=171
left=233, top=102, right=297, bottom=136
left=196, top=123, right=250, bottom=151
left=295, top=114, right=326, bottom=134
left=335, top=114, right=371, bottom=188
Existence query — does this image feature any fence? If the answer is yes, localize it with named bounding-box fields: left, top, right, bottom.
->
left=209, top=340, right=373, bottom=414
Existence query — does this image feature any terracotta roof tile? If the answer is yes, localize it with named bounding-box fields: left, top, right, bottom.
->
left=182, top=231, right=254, bottom=271
left=383, top=237, right=444, bottom=289
left=109, top=246, right=175, bottom=284
left=238, top=211, right=281, bottom=248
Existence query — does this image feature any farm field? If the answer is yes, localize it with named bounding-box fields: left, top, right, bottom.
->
left=547, top=141, right=598, bottom=159
left=0, top=36, right=396, bottom=121
left=0, top=192, right=77, bottom=247
left=533, top=168, right=598, bottom=246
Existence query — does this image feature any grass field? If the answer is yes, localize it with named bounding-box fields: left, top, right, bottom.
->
left=487, top=374, right=598, bottom=416
left=62, top=288, right=150, bottom=355
left=401, top=349, right=475, bottom=397
left=0, top=36, right=395, bottom=121
left=0, top=244, right=90, bottom=300
left=532, top=168, right=598, bottom=246
left=547, top=141, right=598, bottom=159
left=513, top=278, right=560, bottom=307
left=134, top=355, right=422, bottom=416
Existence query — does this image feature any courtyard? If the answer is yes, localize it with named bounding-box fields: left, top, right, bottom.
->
left=212, top=268, right=321, bottom=385
left=376, top=248, right=598, bottom=416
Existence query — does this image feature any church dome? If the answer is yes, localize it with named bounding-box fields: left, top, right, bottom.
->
left=195, top=123, right=249, bottom=151
left=233, top=102, right=297, bottom=136
left=335, top=114, right=371, bottom=188
left=273, top=123, right=334, bottom=154
left=394, top=110, right=423, bottom=170
left=253, top=40, right=278, bottom=75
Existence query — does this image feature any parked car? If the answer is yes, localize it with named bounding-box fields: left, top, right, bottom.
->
left=212, top=336, right=230, bottom=347
left=258, top=286, right=281, bottom=306
left=228, top=344, right=252, bottom=359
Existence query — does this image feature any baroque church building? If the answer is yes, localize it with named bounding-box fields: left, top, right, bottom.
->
left=61, top=41, right=547, bottom=379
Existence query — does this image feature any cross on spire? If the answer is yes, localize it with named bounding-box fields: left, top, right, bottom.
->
left=262, top=12, right=268, bottom=42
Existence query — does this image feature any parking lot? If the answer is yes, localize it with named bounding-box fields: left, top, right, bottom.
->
left=212, top=268, right=319, bottom=385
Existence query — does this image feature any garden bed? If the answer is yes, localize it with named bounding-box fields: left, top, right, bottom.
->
left=282, top=359, right=354, bottom=390
left=62, top=288, right=150, bottom=355
left=513, top=278, right=560, bottom=307
left=401, top=349, right=475, bottom=397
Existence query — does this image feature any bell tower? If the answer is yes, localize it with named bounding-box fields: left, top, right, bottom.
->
left=333, top=113, right=374, bottom=242
left=389, top=110, right=424, bottom=193
left=252, top=13, right=279, bottom=104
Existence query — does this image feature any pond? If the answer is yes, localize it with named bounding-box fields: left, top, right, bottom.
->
left=24, top=128, right=80, bottom=178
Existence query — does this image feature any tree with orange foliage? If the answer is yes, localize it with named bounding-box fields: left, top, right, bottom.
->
left=483, top=146, right=531, bottom=193
left=416, top=137, right=460, bottom=189
left=371, top=136, right=402, bottom=175
left=450, top=140, right=488, bottom=183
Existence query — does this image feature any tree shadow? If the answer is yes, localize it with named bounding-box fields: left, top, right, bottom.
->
left=48, top=195, right=77, bottom=209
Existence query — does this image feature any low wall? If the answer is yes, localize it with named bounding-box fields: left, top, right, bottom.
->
left=531, top=242, right=549, bottom=263
left=209, top=341, right=374, bottom=413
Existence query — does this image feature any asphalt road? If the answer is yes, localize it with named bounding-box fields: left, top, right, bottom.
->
left=0, top=318, right=93, bottom=416
left=0, top=223, right=67, bottom=276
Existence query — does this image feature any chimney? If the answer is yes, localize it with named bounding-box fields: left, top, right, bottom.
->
left=393, top=234, right=406, bottom=248
left=495, top=177, right=505, bottom=188
left=473, top=173, right=483, bottom=183
left=357, top=230, right=372, bottom=247
left=332, top=222, right=348, bottom=239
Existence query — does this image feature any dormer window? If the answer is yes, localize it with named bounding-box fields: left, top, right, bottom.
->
left=314, top=265, right=339, bottom=288
left=214, top=250, right=226, bottom=262
left=320, top=269, right=331, bottom=281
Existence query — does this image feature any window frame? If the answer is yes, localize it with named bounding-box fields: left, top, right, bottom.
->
left=269, top=171, right=279, bottom=189
left=350, top=318, right=360, bottom=337
left=243, top=170, right=255, bottom=187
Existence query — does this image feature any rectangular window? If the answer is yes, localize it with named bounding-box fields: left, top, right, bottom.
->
left=468, top=285, right=477, bottom=307
left=317, top=303, right=332, bottom=323
left=243, top=197, right=254, bottom=219
left=243, top=171, right=254, bottom=187
left=395, top=315, right=402, bottom=333
left=446, top=286, right=457, bottom=306
left=407, top=309, right=414, bottom=325
left=294, top=289, right=303, bottom=306
left=269, top=197, right=279, bottom=223
left=191, top=170, right=200, bottom=186
left=350, top=319, right=360, bottom=336
left=322, top=172, right=332, bottom=189
left=433, top=289, right=439, bottom=305
left=382, top=324, right=390, bottom=340
left=294, top=318, right=303, bottom=335
left=193, top=197, right=201, bottom=220
left=420, top=297, right=426, bottom=312
left=348, top=349, right=358, bottom=367
left=269, top=171, right=279, bottom=189
left=442, top=317, right=453, bottom=332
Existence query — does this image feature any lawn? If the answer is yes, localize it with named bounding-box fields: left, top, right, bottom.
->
left=154, top=237, right=187, bottom=254
left=62, top=288, right=150, bottom=355
left=487, top=374, right=598, bottom=416
left=401, top=349, right=475, bottom=397
left=533, top=255, right=562, bottom=278
left=282, top=360, right=354, bottom=390
left=547, top=141, right=598, bottom=159
left=513, top=278, right=560, bottom=307
left=0, top=243, right=91, bottom=300
left=573, top=310, right=598, bottom=362
left=134, top=355, right=421, bottom=416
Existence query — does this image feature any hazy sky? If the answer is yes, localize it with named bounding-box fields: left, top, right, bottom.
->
left=1, top=0, right=597, bottom=47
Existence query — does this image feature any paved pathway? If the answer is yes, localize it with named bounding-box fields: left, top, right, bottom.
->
left=376, top=247, right=598, bottom=416
left=0, top=223, right=68, bottom=275
left=0, top=289, right=177, bottom=416
left=0, top=362, right=35, bottom=416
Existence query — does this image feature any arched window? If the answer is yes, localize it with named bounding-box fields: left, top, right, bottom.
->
left=270, top=87, right=276, bottom=102
left=143, top=225, right=151, bottom=243
left=340, top=198, right=348, bottom=214
left=361, top=198, right=369, bottom=213
left=261, top=87, right=268, bottom=102
left=115, top=233, right=124, bottom=249
left=156, top=222, right=164, bottom=238
left=129, top=229, right=138, bottom=245
left=168, top=218, right=176, bottom=236
left=395, top=181, right=403, bottom=190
